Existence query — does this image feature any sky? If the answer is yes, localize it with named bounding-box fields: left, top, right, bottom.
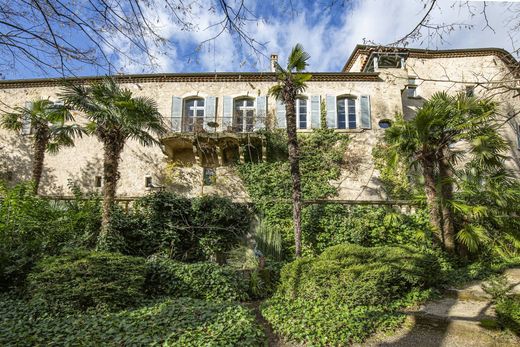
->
left=3, top=0, right=519, bottom=79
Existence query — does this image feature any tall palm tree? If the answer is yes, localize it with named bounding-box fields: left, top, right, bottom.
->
left=60, top=78, right=167, bottom=247
left=269, top=44, right=312, bottom=257
left=384, top=92, right=507, bottom=254
left=1, top=99, right=82, bottom=194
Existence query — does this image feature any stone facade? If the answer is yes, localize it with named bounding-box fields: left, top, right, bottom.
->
left=0, top=45, right=518, bottom=200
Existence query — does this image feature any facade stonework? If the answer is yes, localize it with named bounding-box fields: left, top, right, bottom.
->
left=1, top=45, right=518, bottom=200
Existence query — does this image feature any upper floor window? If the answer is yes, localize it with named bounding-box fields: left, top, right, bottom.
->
left=466, top=86, right=475, bottom=97
left=234, top=98, right=255, bottom=132
left=407, top=77, right=418, bottom=98
left=183, top=98, right=205, bottom=132
left=296, top=97, right=308, bottom=129
left=337, top=97, right=356, bottom=129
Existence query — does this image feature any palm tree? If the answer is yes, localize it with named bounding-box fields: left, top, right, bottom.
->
left=60, top=78, right=167, bottom=247
left=269, top=44, right=312, bottom=257
left=384, top=92, right=508, bottom=254
left=1, top=99, right=82, bottom=194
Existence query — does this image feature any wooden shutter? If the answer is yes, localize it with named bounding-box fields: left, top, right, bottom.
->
left=203, top=96, right=216, bottom=131
left=21, top=101, right=32, bottom=135
left=171, top=96, right=182, bottom=132
left=221, top=96, right=233, bottom=131
left=255, top=96, right=267, bottom=131
left=310, top=95, right=321, bottom=129
left=360, top=95, right=371, bottom=129
left=276, top=99, right=286, bottom=128
left=326, top=95, right=336, bottom=129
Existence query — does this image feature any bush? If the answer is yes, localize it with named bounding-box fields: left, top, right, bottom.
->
left=27, top=251, right=146, bottom=312
left=145, top=257, right=249, bottom=302
left=0, top=182, right=100, bottom=291
left=111, top=192, right=251, bottom=262
left=262, top=244, right=438, bottom=345
left=496, top=295, right=520, bottom=335
left=0, top=295, right=264, bottom=346
left=277, top=244, right=439, bottom=307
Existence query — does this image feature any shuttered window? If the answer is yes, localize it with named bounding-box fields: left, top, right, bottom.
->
left=296, top=97, right=308, bottom=129
left=183, top=98, right=205, bottom=132
left=234, top=98, right=255, bottom=132
left=337, top=97, right=356, bottom=129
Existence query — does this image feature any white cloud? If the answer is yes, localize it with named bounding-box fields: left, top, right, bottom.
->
left=104, top=0, right=519, bottom=74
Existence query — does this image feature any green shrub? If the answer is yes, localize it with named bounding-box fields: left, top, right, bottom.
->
left=145, top=257, right=249, bottom=301
left=27, top=251, right=146, bottom=312
left=0, top=182, right=100, bottom=291
left=0, top=295, right=264, bottom=346
left=496, top=295, right=520, bottom=335
left=277, top=244, right=439, bottom=307
left=111, top=192, right=251, bottom=262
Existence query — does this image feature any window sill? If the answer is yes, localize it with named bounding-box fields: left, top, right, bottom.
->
left=333, top=129, right=366, bottom=133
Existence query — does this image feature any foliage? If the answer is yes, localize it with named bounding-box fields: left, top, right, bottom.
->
left=496, top=295, right=520, bottom=335
left=145, top=257, right=249, bottom=302
left=0, top=295, right=264, bottom=346
left=261, top=244, right=437, bottom=345
left=237, top=129, right=349, bottom=257
left=27, top=251, right=146, bottom=312
left=0, top=182, right=100, bottom=291
left=111, top=191, right=250, bottom=262
left=262, top=297, right=404, bottom=346
left=302, top=204, right=433, bottom=255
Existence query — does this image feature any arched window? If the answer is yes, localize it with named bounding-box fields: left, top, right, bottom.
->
left=234, top=98, right=255, bottom=132
left=337, top=96, right=356, bottom=129
left=296, top=97, right=308, bottom=129
left=183, top=97, right=205, bottom=132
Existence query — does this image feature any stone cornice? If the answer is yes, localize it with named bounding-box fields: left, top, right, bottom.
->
left=0, top=72, right=381, bottom=89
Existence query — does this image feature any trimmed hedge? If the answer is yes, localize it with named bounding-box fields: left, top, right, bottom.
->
left=27, top=251, right=146, bottom=312
left=145, top=257, right=249, bottom=302
left=0, top=295, right=264, bottom=346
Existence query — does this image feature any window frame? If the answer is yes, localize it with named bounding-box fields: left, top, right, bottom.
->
left=183, top=97, right=205, bottom=132
left=296, top=97, right=309, bottom=130
left=233, top=97, right=256, bottom=132
left=336, top=96, right=357, bottom=129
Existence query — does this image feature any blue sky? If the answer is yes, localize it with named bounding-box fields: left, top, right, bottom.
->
left=3, top=0, right=519, bottom=79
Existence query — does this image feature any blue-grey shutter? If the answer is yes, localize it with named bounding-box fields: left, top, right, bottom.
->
left=326, top=95, right=336, bottom=129
left=311, top=95, right=321, bottom=129
left=276, top=99, right=286, bottom=128
left=204, top=96, right=216, bottom=131
left=255, top=96, right=267, bottom=131
left=171, top=96, right=182, bottom=132
left=21, top=101, right=32, bottom=135
left=360, top=95, right=371, bottom=129
left=221, top=96, right=233, bottom=131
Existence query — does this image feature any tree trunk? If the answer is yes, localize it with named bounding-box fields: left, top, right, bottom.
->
left=285, top=96, right=303, bottom=257
left=439, top=157, right=456, bottom=253
left=99, top=138, right=124, bottom=248
left=421, top=155, right=443, bottom=246
left=31, top=127, right=49, bottom=195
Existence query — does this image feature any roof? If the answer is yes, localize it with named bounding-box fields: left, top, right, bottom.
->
left=342, top=44, right=520, bottom=73
left=0, top=72, right=381, bottom=89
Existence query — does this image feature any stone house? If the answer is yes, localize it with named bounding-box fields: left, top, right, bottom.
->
left=0, top=45, right=518, bottom=200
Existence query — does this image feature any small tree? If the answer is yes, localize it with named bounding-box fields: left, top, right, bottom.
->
left=384, top=92, right=511, bottom=254
left=1, top=99, right=82, bottom=194
left=269, top=44, right=312, bottom=257
left=60, top=78, right=167, bottom=248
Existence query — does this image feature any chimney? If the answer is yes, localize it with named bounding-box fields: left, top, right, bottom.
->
left=270, top=54, right=278, bottom=72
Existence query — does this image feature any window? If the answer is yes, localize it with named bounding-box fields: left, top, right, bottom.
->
left=466, top=86, right=475, bottom=97
left=337, top=97, right=356, bottom=129
left=203, top=167, right=216, bottom=186
left=145, top=176, right=153, bottom=188
left=296, top=97, right=308, bottom=129
left=407, top=77, right=417, bottom=98
left=234, top=98, right=255, bottom=132
left=94, top=176, right=102, bottom=188
left=183, top=98, right=205, bottom=132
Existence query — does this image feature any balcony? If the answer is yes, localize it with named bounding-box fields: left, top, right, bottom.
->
left=161, top=116, right=267, bottom=166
